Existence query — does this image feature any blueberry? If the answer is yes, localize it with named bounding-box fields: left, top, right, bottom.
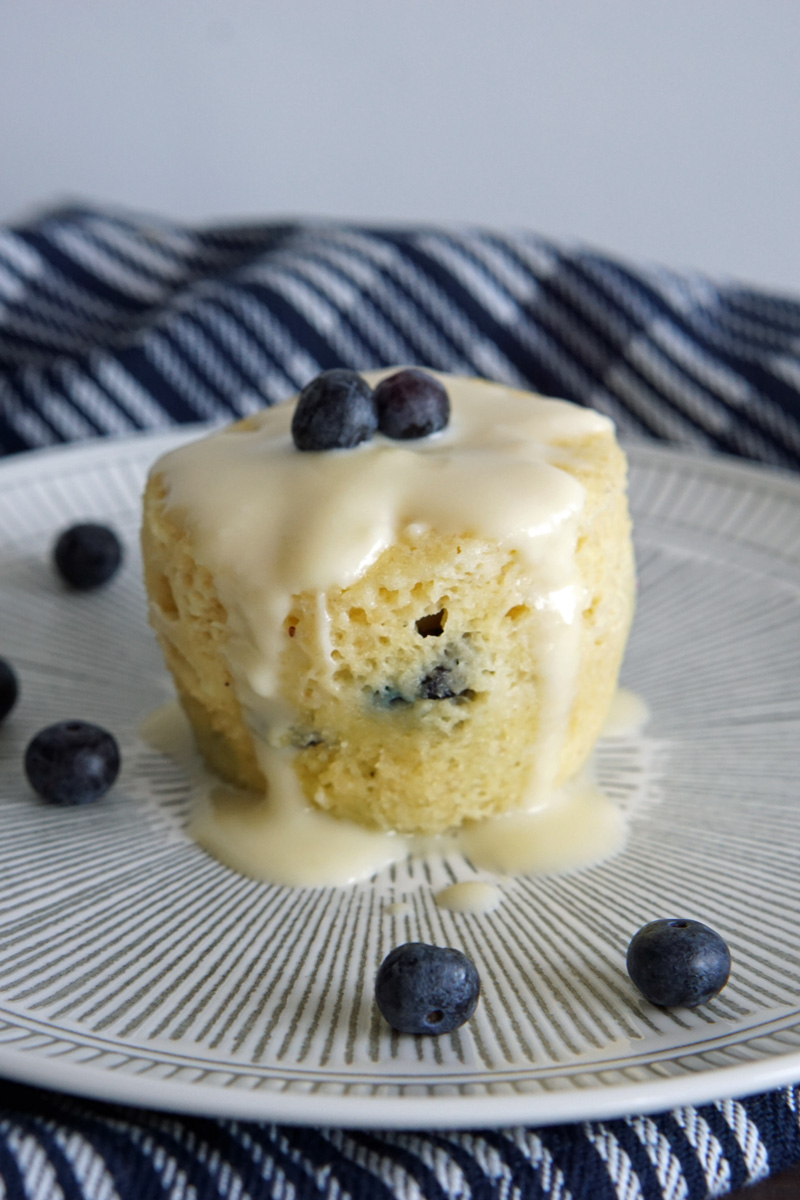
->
left=54, top=523, right=123, bottom=590
left=25, top=720, right=121, bottom=805
left=374, top=369, right=450, bottom=440
left=0, top=659, right=18, bottom=722
left=291, top=370, right=378, bottom=451
left=626, top=918, right=731, bottom=1007
left=419, top=665, right=459, bottom=700
left=375, top=942, right=480, bottom=1035
left=419, top=660, right=473, bottom=701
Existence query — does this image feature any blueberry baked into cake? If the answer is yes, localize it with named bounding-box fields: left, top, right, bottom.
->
left=141, top=368, right=635, bottom=835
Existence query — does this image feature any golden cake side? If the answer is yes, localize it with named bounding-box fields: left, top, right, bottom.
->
left=141, top=472, right=266, bottom=792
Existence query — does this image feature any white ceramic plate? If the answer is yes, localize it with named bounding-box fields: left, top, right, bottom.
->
left=0, top=431, right=799, bottom=1130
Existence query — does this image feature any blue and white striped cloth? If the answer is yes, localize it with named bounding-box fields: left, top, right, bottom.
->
left=2, top=206, right=800, bottom=1200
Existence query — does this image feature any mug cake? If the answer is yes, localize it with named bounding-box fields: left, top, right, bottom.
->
left=141, top=368, right=635, bottom=838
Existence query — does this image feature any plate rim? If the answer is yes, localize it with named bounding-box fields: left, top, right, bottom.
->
left=1, top=1039, right=799, bottom=1130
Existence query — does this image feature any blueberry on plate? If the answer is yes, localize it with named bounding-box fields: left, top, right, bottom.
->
left=291, top=369, right=378, bottom=451
left=374, top=368, right=450, bottom=439
left=24, top=720, right=121, bottom=805
left=0, top=658, right=18, bottom=722
left=54, top=522, right=123, bottom=590
left=626, top=918, right=731, bottom=1007
left=375, top=942, right=480, bottom=1035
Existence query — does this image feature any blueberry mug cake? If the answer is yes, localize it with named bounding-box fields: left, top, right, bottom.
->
left=141, top=368, right=635, bottom=835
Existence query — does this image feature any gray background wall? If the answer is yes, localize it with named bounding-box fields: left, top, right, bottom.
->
left=1, top=1, right=798, bottom=290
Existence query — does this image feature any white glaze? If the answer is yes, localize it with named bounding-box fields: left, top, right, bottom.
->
left=601, top=687, right=651, bottom=738
left=457, top=770, right=626, bottom=876
left=435, top=882, right=504, bottom=914
left=189, top=761, right=406, bottom=888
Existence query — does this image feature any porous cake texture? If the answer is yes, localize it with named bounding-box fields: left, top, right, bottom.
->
left=141, top=372, right=634, bottom=835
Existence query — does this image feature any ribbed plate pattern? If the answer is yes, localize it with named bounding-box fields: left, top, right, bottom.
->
left=1, top=433, right=799, bottom=1126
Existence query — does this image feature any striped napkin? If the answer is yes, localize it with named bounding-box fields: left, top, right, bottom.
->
left=1, top=206, right=800, bottom=1200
